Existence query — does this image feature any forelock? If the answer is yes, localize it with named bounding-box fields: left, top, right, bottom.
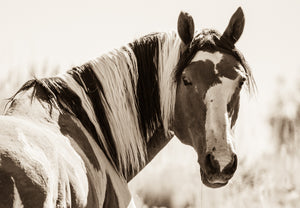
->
left=175, top=29, right=255, bottom=93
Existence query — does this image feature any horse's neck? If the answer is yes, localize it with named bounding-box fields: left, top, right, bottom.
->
left=126, top=32, right=181, bottom=180
left=5, top=32, right=182, bottom=181
left=126, top=127, right=174, bottom=181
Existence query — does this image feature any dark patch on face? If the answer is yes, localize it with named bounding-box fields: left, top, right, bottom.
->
left=175, top=59, right=220, bottom=155
left=183, top=59, right=221, bottom=98
left=129, top=34, right=162, bottom=137
left=174, top=61, right=217, bottom=161
left=227, top=86, right=241, bottom=128
left=216, top=54, right=239, bottom=80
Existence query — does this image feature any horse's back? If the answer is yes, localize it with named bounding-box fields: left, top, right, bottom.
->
left=0, top=116, right=49, bottom=207
left=0, top=115, right=132, bottom=207
left=0, top=115, right=90, bottom=207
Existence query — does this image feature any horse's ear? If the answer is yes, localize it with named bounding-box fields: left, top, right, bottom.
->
left=177, top=11, right=195, bottom=46
left=222, top=7, right=245, bottom=45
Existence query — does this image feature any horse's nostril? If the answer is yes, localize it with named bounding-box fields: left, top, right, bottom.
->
left=222, top=154, right=238, bottom=175
left=205, top=153, right=220, bottom=174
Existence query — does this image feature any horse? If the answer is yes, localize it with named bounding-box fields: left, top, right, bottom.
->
left=0, top=7, right=255, bottom=208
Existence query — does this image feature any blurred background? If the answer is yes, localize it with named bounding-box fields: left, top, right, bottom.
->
left=1, top=0, right=300, bottom=207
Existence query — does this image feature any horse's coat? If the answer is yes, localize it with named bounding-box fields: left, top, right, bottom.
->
left=0, top=7, right=255, bottom=207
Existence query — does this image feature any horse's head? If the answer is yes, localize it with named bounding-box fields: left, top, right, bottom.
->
left=173, top=7, right=251, bottom=188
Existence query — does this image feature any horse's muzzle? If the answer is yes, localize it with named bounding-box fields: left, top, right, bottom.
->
left=200, top=168, right=229, bottom=188
left=199, top=153, right=237, bottom=188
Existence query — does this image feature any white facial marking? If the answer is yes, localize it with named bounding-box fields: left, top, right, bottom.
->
left=191, top=51, right=223, bottom=74
left=204, top=77, right=239, bottom=171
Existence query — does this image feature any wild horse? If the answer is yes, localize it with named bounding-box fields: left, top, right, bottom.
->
left=0, top=7, right=255, bottom=208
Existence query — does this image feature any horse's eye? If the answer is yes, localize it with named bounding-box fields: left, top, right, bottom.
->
left=182, top=76, right=192, bottom=86
left=239, top=81, right=244, bottom=88
left=239, top=77, right=246, bottom=88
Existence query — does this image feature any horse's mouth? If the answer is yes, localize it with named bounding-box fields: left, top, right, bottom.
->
left=200, top=169, right=229, bottom=188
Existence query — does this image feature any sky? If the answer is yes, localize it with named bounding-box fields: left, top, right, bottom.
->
left=1, top=0, right=300, bottom=107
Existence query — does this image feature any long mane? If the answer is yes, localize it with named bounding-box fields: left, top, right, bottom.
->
left=5, top=29, right=255, bottom=177
left=6, top=32, right=182, bottom=177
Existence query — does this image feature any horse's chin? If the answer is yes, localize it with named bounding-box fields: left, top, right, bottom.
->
left=200, top=169, right=228, bottom=188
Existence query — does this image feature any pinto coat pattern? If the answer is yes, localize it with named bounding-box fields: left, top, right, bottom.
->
left=0, top=7, right=254, bottom=207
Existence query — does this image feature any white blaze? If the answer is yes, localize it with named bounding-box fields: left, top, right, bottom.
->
left=204, top=77, right=238, bottom=171
left=190, top=51, right=239, bottom=171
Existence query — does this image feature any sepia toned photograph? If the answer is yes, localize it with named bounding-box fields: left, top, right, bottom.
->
left=0, top=0, right=299, bottom=207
